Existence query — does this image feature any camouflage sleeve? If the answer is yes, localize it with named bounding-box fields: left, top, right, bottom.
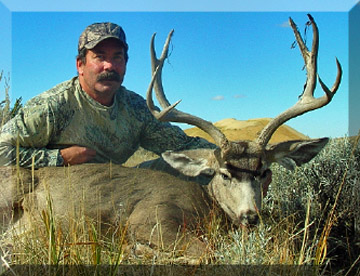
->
left=139, top=111, right=217, bottom=155
left=123, top=89, right=216, bottom=154
left=0, top=102, right=64, bottom=168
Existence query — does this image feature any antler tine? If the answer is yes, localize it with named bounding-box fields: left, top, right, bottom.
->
left=146, top=31, right=182, bottom=120
left=255, top=14, right=342, bottom=147
left=146, top=30, right=229, bottom=148
left=149, top=29, right=174, bottom=111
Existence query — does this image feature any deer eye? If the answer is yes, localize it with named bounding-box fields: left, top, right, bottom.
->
left=249, top=174, right=257, bottom=181
left=250, top=170, right=266, bottom=181
left=219, top=169, right=231, bottom=181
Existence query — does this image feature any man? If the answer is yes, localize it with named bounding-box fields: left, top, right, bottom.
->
left=0, top=22, right=214, bottom=169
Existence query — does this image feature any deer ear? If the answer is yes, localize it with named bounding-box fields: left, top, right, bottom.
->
left=162, top=151, right=215, bottom=177
left=265, top=138, right=329, bottom=170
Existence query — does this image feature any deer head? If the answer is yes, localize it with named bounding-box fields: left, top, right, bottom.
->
left=146, top=14, right=342, bottom=226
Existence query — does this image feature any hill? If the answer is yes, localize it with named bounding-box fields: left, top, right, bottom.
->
left=184, top=118, right=309, bottom=144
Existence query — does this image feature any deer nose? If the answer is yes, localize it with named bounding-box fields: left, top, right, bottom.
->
left=238, top=211, right=259, bottom=227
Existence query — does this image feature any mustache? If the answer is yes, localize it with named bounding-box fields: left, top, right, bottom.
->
left=96, top=71, right=121, bottom=82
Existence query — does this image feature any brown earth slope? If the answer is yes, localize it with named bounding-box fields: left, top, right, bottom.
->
left=184, top=118, right=309, bottom=144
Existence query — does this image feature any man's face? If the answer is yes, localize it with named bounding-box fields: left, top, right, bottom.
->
left=77, top=38, right=127, bottom=106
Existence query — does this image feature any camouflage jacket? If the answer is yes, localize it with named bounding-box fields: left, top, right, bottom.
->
left=0, top=77, right=214, bottom=168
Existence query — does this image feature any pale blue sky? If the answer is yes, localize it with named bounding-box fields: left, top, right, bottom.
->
left=0, top=1, right=357, bottom=138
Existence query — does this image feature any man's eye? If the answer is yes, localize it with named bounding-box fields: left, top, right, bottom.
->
left=114, top=56, right=125, bottom=63
left=95, top=55, right=105, bottom=60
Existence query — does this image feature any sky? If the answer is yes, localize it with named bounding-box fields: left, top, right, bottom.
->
left=0, top=1, right=358, bottom=139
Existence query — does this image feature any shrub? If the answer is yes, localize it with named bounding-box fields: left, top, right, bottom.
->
left=266, top=136, right=360, bottom=272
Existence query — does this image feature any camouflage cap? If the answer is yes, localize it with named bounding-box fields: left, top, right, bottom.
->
left=78, top=22, right=128, bottom=53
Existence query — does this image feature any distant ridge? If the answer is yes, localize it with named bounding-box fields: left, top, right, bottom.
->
left=184, top=118, right=309, bottom=144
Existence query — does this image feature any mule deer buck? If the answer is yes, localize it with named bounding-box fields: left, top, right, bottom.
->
left=1, top=14, right=341, bottom=258
left=144, top=13, right=341, bottom=226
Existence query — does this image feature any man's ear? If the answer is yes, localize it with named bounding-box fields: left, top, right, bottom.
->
left=76, top=58, right=84, bottom=75
left=162, top=150, right=215, bottom=177
left=265, top=138, right=329, bottom=170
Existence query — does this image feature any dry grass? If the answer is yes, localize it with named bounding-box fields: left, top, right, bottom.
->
left=123, top=147, right=158, bottom=167
left=1, top=137, right=359, bottom=276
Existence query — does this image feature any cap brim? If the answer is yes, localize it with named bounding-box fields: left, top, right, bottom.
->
left=84, top=35, right=128, bottom=50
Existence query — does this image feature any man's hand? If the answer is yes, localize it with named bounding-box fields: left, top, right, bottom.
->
left=60, top=146, right=96, bottom=165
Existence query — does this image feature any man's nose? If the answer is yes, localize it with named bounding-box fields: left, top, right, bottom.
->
left=103, top=60, right=115, bottom=71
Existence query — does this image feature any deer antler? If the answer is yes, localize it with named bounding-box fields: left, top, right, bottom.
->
left=255, top=14, right=342, bottom=147
left=146, top=30, right=229, bottom=148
